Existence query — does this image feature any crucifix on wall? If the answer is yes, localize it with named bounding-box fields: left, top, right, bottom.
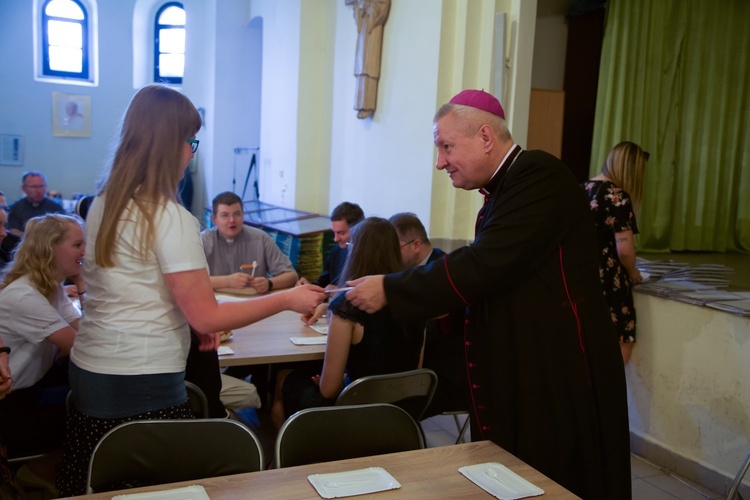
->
left=345, top=0, right=391, bottom=119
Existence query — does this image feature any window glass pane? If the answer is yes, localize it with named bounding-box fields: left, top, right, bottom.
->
left=48, top=20, right=82, bottom=48
left=158, top=5, right=186, bottom=25
left=49, top=46, right=83, bottom=72
left=159, top=53, right=184, bottom=77
left=45, top=0, right=84, bottom=20
left=159, top=28, right=185, bottom=53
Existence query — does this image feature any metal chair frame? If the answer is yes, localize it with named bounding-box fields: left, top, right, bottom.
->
left=439, top=409, right=471, bottom=444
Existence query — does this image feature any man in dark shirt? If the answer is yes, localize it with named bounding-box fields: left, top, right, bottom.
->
left=2, top=171, right=65, bottom=255
left=389, top=212, right=467, bottom=419
left=297, top=201, right=364, bottom=323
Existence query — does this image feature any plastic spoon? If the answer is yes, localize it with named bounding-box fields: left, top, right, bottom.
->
left=323, top=479, right=371, bottom=488
left=486, top=469, right=518, bottom=493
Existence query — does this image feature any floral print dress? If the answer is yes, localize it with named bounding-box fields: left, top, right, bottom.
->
left=582, top=180, right=638, bottom=343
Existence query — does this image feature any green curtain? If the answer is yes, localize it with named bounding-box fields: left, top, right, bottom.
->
left=590, top=0, right=750, bottom=252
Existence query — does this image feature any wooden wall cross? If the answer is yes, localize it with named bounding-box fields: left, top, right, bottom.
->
left=346, top=0, right=391, bottom=119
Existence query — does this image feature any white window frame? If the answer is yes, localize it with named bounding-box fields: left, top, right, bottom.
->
left=34, top=0, right=99, bottom=86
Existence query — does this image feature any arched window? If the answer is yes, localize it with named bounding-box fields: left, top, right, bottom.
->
left=154, top=2, right=186, bottom=84
left=42, top=0, right=89, bottom=79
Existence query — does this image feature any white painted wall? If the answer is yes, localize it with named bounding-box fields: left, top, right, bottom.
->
left=180, top=0, right=216, bottom=218
left=328, top=0, right=441, bottom=225
left=532, top=0, right=568, bottom=90
left=629, top=293, right=750, bottom=490
left=247, top=0, right=440, bottom=225
left=250, top=0, right=302, bottom=208
left=209, top=0, right=262, bottom=201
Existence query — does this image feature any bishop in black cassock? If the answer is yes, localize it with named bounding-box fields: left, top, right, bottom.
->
left=347, top=90, right=632, bottom=499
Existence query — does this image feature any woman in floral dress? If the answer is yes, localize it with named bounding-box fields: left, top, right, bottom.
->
left=582, top=142, right=649, bottom=364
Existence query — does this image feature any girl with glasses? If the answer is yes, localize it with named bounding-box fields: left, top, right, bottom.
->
left=57, top=85, right=325, bottom=496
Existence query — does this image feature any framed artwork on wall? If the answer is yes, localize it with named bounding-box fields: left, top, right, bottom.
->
left=52, top=92, right=91, bottom=137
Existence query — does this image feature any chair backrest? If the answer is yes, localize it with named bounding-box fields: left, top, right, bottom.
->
left=185, top=380, right=210, bottom=418
left=335, top=368, right=438, bottom=422
left=87, top=419, right=264, bottom=494
left=275, top=403, right=424, bottom=468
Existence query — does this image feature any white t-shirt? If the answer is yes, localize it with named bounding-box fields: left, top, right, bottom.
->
left=0, top=276, right=80, bottom=390
left=71, top=196, right=207, bottom=375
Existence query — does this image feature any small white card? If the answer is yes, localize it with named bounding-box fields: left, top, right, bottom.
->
left=217, top=346, right=235, bottom=356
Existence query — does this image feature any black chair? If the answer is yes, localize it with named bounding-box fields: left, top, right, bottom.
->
left=335, top=368, right=438, bottom=423
left=275, top=403, right=424, bottom=468
left=86, top=419, right=264, bottom=494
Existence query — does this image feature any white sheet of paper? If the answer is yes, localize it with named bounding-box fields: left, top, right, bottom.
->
left=112, top=485, right=210, bottom=500
left=307, top=323, right=329, bottom=335
left=290, top=337, right=327, bottom=345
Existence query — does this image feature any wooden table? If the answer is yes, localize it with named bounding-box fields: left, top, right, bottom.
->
left=216, top=308, right=326, bottom=367
left=65, top=441, right=579, bottom=499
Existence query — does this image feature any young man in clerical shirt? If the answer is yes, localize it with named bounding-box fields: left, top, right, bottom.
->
left=201, top=192, right=298, bottom=293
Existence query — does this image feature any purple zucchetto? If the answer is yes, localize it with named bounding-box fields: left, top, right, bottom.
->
left=449, top=89, right=505, bottom=119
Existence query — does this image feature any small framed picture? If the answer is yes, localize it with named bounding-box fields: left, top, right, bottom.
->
left=52, top=92, right=91, bottom=137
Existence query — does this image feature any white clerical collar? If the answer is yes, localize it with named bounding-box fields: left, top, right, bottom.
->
left=488, top=143, right=521, bottom=182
